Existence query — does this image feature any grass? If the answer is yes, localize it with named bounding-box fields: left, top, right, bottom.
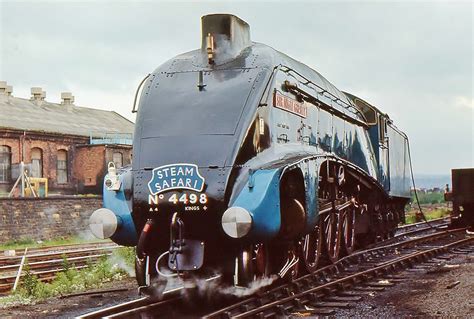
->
left=404, top=207, right=450, bottom=224
left=411, top=191, right=445, bottom=205
left=0, top=247, right=135, bottom=307
left=404, top=190, right=449, bottom=224
left=0, top=235, right=107, bottom=252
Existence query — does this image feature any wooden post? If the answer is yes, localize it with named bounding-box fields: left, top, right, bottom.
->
left=13, top=248, right=28, bottom=292
left=8, top=173, right=21, bottom=198
left=24, top=172, right=37, bottom=198
left=20, top=161, right=25, bottom=197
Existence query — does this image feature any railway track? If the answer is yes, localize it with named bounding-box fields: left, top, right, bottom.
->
left=0, top=241, right=118, bottom=295
left=0, top=241, right=116, bottom=260
left=204, top=228, right=472, bottom=318
left=77, top=224, right=473, bottom=318
left=395, top=216, right=450, bottom=236
left=76, top=275, right=222, bottom=319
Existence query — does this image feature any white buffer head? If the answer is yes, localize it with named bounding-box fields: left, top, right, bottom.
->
left=221, top=206, right=252, bottom=238
left=89, top=208, right=118, bottom=239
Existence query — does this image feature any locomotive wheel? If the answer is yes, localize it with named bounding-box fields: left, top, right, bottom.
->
left=323, top=208, right=342, bottom=263
left=237, top=243, right=270, bottom=287
left=342, top=205, right=357, bottom=255
left=254, top=243, right=270, bottom=278
left=279, top=197, right=306, bottom=238
left=301, top=218, right=323, bottom=273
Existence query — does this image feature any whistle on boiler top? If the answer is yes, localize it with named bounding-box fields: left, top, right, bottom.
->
left=206, top=33, right=215, bottom=65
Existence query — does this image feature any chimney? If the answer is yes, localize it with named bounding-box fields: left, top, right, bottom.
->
left=0, top=81, right=13, bottom=101
left=0, top=81, right=8, bottom=95
left=201, top=14, right=251, bottom=65
left=61, top=92, right=75, bottom=105
left=31, top=87, right=46, bottom=101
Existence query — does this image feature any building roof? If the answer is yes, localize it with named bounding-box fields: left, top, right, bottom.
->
left=0, top=95, right=134, bottom=138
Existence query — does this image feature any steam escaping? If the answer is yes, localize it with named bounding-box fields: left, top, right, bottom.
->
left=219, top=275, right=278, bottom=297
left=149, top=276, right=168, bottom=299
left=145, top=275, right=184, bottom=300
left=183, top=273, right=278, bottom=300
left=202, top=34, right=250, bottom=66
left=108, top=253, right=135, bottom=277
left=213, top=35, right=240, bottom=65
left=76, top=229, right=96, bottom=241
left=200, top=14, right=251, bottom=66
left=143, top=272, right=278, bottom=302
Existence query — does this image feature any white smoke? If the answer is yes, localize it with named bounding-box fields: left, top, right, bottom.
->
left=108, top=253, right=135, bottom=277
left=180, top=273, right=278, bottom=300
left=219, top=275, right=278, bottom=297
left=76, top=229, right=95, bottom=241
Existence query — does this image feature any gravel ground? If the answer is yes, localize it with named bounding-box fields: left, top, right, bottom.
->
left=315, top=249, right=474, bottom=318
left=0, top=278, right=140, bottom=318
left=1, top=245, right=472, bottom=318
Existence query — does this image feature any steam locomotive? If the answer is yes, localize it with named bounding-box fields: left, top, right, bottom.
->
left=89, top=14, right=411, bottom=291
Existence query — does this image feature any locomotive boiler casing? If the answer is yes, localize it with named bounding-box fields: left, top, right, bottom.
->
left=90, top=14, right=412, bottom=285
left=130, top=40, right=380, bottom=264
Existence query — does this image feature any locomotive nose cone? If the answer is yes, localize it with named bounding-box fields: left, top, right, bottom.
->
left=89, top=208, right=119, bottom=239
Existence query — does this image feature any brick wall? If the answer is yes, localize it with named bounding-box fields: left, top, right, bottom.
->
left=0, top=130, right=87, bottom=193
left=0, top=197, right=102, bottom=243
left=105, top=145, right=133, bottom=167
left=74, top=145, right=133, bottom=194
left=1, top=130, right=132, bottom=195
left=74, top=145, right=106, bottom=194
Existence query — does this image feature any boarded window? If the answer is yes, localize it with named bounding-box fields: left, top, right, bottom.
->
left=30, top=148, right=43, bottom=178
left=57, top=150, right=68, bottom=184
left=113, top=152, right=123, bottom=168
left=0, top=145, right=11, bottom=182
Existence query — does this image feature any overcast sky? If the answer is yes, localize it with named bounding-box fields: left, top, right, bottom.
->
left=0, top=0, right=472, bottom=175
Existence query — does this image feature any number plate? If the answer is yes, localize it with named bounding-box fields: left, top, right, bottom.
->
left=148, top=192, right=209, bottom=212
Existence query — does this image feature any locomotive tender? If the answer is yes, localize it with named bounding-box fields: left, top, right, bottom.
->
left=445, top=168, right=474, bottom=227
left=89, top=14, right=411, bottom=290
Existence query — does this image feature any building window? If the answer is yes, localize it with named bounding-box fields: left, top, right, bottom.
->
left=113, top=152, right=123, bottom=168
left=0, top=145, right=11, bottom=182
left=30, top=147, right=43, bottom=178
left=57, top=150, right=68, bottom=184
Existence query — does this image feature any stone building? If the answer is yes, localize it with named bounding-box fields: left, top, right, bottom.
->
left=0, top=81, right=134, bottom=195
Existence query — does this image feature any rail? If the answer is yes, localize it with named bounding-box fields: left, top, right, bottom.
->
left=203, top=228, right=472, bottom=318
left=0, top=242, right=119, bottom=295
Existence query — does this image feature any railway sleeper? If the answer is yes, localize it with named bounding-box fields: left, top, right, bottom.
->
left=325, top=295, right=362, bottom=302
left=311, top=301, right=353, bottom=308
left=294, top=307, right=336, bottom=315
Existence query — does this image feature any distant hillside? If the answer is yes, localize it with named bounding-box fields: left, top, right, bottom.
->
left=413, top=174, right=451, bottom=189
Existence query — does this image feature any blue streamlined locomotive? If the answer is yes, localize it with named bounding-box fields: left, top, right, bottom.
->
left=89, top=14, right=411, bottom=290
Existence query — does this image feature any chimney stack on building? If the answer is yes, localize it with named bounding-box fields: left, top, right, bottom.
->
left=31, top=87, right=46, bottom=101
left=0, top=82, right=78, bottom=106
left=0, top=81, right=13, bottom=96
left=61, top=92, right=75, bottom=105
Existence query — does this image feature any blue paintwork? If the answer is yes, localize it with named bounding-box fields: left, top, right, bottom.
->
left=127, top=25, right=411, bottom=256
left=103, top=169, right=138, bottom=246
left=299, top=160, right=319, bottom=232
left=230, top=168, right=282, bottom=240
